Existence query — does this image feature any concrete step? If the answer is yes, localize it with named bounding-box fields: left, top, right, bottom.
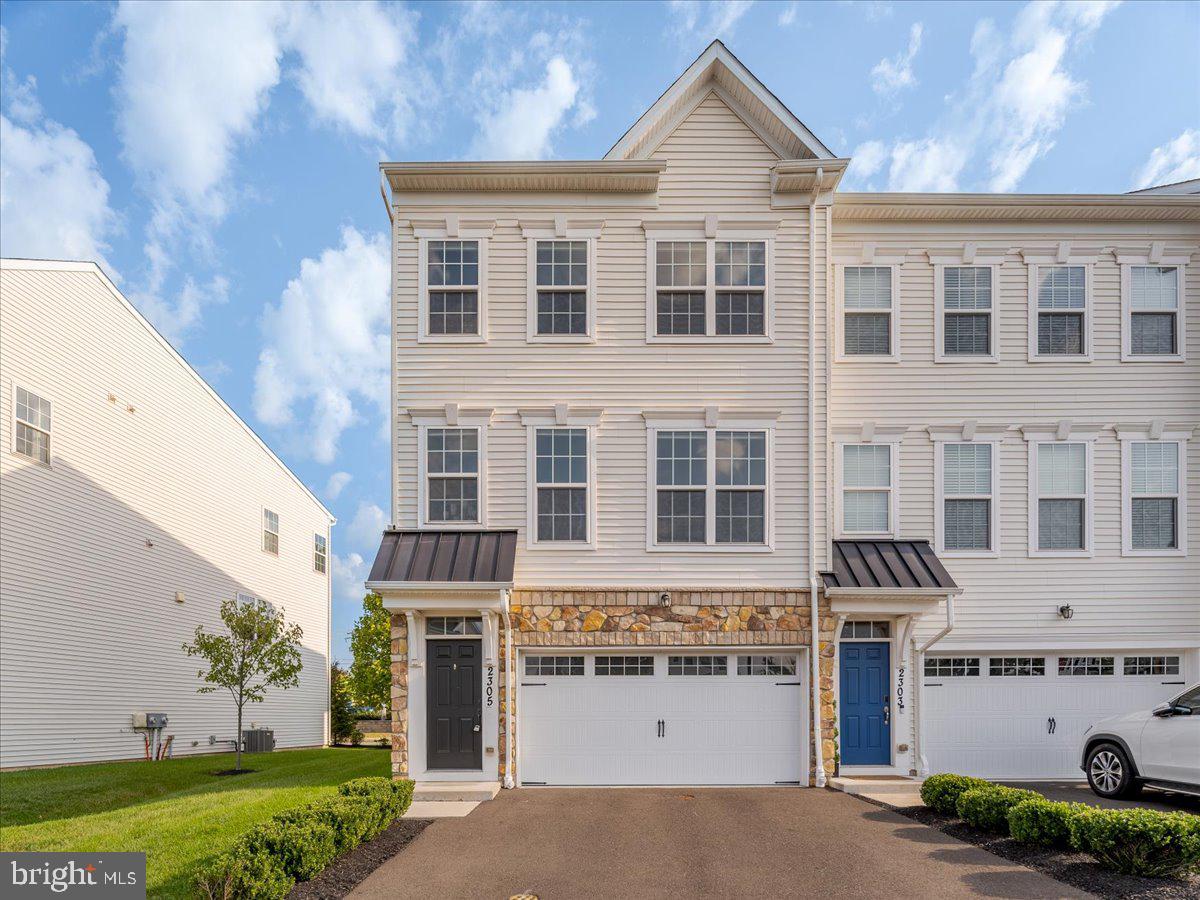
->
left=404, top=800, right=480, bottom=819
left=412, top=780, right=501, bottom=802
left=829, top=776, right=924, bottom=796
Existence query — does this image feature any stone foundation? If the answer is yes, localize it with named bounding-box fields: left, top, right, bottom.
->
left=391, top=589, right=837, bottom=785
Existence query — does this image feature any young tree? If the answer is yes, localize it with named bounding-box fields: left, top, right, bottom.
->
left=183, top=598, right=303, bottom=771
left=330, top=662, right=355, bottom=744
left=348, top=592, right=391, bottom=716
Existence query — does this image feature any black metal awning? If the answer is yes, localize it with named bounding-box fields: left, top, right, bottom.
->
left=367, top=530, right=518, bottom=586
left=820, top=540, right=958, bottom=593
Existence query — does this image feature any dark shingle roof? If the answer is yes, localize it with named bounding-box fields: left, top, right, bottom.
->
left=367, top=530, right=518, bottom=585
left=820, top=540, right=957, bottom=592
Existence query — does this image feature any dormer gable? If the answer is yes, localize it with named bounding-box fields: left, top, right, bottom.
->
left=605, top=40, right=835, bottom=163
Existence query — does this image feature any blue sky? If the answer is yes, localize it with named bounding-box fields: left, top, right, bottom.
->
left=2, top=0, right=1197, bottom=661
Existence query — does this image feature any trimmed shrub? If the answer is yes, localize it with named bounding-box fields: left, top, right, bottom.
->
left=956, top=786, right=1041, bottom=833
left=196, top=778, right=415, bottom=895
left=1008, top=798, right=1089, bottom=848
left=1069, top=807, right=1200, bottom=879
left=920, top=773, right=991, bottom=815
left=195, top=847, right=293, bottom=900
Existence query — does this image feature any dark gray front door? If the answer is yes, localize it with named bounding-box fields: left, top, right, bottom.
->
left=427, top=639, right=482, bottom=769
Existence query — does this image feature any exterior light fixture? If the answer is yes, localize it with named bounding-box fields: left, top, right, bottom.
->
left=1058, top=604, right=1074, bottom=620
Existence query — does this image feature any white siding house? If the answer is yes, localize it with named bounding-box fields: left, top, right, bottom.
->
left=0, top=259, right=334, bottom=768
left=369, top=41, right=1198, bottom=790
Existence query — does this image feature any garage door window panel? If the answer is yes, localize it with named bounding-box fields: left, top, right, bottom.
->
left=1058, top=656, right=1114, bottom=676
left=925, top=657, right=980, bottom=677
left=594, top=656, right=654, bottom=676
left=1123, top=656, right=1180, bottom=676
left=525, top=656, right=584, bottom=676
left=989, top=657, right=1045, bottom=677
left=737, top=655, right=797, bottom=676
left=668, top=656, right=728, bottom=676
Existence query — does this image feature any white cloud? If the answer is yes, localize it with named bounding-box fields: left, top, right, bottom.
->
left=324, top=471, right=353, bottom=501
left=129, top=274, right=229, bottom=345
left=1132, top=129, right=1200, bottom=190
left=283, top=0, right=421, bottom=142
left=778, top=3, right=799, bottom=26
left=0, top=68, right=117, bottom=269
left=472, top=56, right=582, bottom=159
left=667, top=0, right=755, bottom=42
left=871, top=22, right=923, bottom=95
left=851, top=0, right=1119, bottom=192
left=331, top=551, right=367, bottom=609
left=253, top=226, right=390, bottom=464
left=346, top=501, right=388, bottom=549
left=848, top=139, right=887, bottom=181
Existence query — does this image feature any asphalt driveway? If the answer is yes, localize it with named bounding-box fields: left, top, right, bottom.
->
left=1006, top=780, right=1200, bottom=813
left=353, top=788, right=1087, bottom=899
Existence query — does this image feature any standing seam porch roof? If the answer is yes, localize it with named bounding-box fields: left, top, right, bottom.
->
left=820, top=540, right=958, bottom=592
left=368, top=530, right=518, bottom=585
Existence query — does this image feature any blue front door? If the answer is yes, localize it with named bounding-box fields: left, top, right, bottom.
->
left=840, top=642, right=891, bottom=765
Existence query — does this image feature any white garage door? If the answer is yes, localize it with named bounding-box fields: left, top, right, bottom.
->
left=923, top=652, right=1187, bottom=779
left=519, top=651, right=808, bottom=786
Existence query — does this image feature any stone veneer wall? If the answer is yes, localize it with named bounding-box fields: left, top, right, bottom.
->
left=391, top=590, right=837, bottom=785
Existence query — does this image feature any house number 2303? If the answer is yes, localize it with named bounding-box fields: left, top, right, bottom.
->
left=485, top=666, right=494, bottom=707
left=895, top=667, right=905, bottom=712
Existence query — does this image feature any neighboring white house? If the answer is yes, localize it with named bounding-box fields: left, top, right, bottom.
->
left=0, top=259, right=334, bottom=768
left=368, top=40, right=1199, bottom=791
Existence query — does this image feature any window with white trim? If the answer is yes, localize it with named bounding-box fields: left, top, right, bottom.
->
left=595, top=656, right=654, bottom=676
left=652, top=239, right=770, bottom=338
left=534, top=240, right=588, bottom=336
left=1036, top=442, right=1087, bottom=551
left=1035, top=265, right=1087, bottom=356
left=427, top=240, right=480, bottom=336
left=426, top=427, right=480, bottom=523
left=263, top=509, right=280, bottom=555
left=1129, top=441, right=1180, bottom=551
left=1123, top=656, right=1180, bottom=676
left=943, top=443, right=993, bottom=551
left=989, top=657, right=1045, bottom=677
left=525, top=655, right=583, bottom=676
left=842, top=444, right=892, bottom=534
left=668, top=655, right=728, bottom=676
left=843, top=266, right=894, bottom=356
left=924, top=657, right=980, bottom=677
left=13, top=386, right=51, bottom=464
left=1128, top=266, right=1179, bottom=357
left=313, top=534, right=327, bottom=573
left=1058, top=656, right=1113, bottom=676
left=652, top=428, right=769, bottom=546
left=534, top=427, right=588, bottom=542
left=942, top=266, right=993, bottom=357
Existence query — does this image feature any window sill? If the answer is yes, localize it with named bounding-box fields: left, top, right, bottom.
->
left=419, top=521, right=489, bottom=530
left=940, top=549, right=1000, bottom=559
left=417, top=334, right=487, bottom=345
left=837, top=531, right=896, bottom=540
left=1120, top=354, right=1186, bottom=363
left=1121, top=547, right=1186, bottom=558
left=835, top=355, right=901, bottom=364
left=645, top=543, right=775, bottom=553
left=527, top=335, right=596, bottom=345
left=645, top=335, right=774, bottom=345
left=1028, top=549, right=1093, bottom=558
left=933, top=355, right=1000, bottom=365
left=1027, top=354, right=1094, bottom=363
left=10, top=450, right=52, bottom=469
left=526, top=541, right=599, bottom=552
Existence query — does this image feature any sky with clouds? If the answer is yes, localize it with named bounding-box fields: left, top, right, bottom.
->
left=2, top=0, right=1197, bottom=661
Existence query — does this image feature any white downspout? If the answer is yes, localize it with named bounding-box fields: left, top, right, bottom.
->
left=806, top=169, right=825, bottom=787
left=914, top=593, right=956, bottom=776
left=502, top=589, right=515, bottom=789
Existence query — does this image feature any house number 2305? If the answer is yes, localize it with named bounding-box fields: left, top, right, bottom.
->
left=486, top=666, right=494, bottom=707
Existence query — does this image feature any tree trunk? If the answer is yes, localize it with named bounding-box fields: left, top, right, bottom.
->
left=236, top=704, right=243, bottom=771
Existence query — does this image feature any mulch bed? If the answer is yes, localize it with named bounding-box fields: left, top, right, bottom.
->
left=288, top=818, right=431, bottom=899
left=869, top=798, right=1200, bottom=899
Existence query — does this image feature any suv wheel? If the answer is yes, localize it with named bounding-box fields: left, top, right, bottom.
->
left=1086, top=743, right=1139, bottom=799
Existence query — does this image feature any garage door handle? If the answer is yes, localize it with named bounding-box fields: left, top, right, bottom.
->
left=1047, top=717, right=1056, bottom=734
left=656, top=719, right=664, bottom=738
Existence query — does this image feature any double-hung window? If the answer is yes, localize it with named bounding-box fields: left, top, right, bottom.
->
left=940, top=443, right=995, bottom=553
left=263, top=509, right=280, bottom=555
left=1033, top=265, right=1088, bottom=358
left=1125, top=441, right=1183, bottom=553
left=313, top=534, right=327, bottom=574
left=1033, top=442, right=1089, bottom=553
left=651, top=238, right=770, bottom=339
left=423, top=239, right=484, bottom=340
left=842, top=266, right=896, bottom=358
left=650, top=425, right=771, bottom=548
left=531, top=240, right=591, bottom=339
left=533, top=427, right=590, bottom=543
left=841, top=444, right=894, bottom=535
left=425, top=427, right=481, bottom=524
left=13, top=385, right=51, bottom=464
left=938, top=266, right=994, bottom=359
left=1124, top=265, right=1183, bottom=360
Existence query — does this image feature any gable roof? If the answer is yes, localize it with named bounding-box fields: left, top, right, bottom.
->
left=605, top=40, right=834, bottom=163
left=0, top=258, right=334, bottom=522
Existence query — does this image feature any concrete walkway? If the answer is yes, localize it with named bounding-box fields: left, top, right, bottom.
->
left=355, top=787, right=1087, bottom=899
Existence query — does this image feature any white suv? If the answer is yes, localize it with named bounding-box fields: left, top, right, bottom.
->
left=1080, top=684, right=1200, bottom=799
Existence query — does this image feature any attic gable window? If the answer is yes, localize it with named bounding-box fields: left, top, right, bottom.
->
left=649, top=237, right=772, bottom=341
left=13, top=385, right=51, bottom=465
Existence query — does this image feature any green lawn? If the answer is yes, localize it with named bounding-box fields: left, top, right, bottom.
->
left=0, top=747, right=389, bottom=898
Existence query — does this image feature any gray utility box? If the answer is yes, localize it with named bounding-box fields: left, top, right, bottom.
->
left=132, top=712, right=168, bottom=728
left=242, top=728, right=275, bottom=753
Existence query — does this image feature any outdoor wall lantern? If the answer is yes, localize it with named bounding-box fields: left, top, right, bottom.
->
left=1058, top=604, right=1074, bottom=620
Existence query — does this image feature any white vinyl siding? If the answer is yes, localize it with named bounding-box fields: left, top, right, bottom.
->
left=1, top=262, right=331, bottom=767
